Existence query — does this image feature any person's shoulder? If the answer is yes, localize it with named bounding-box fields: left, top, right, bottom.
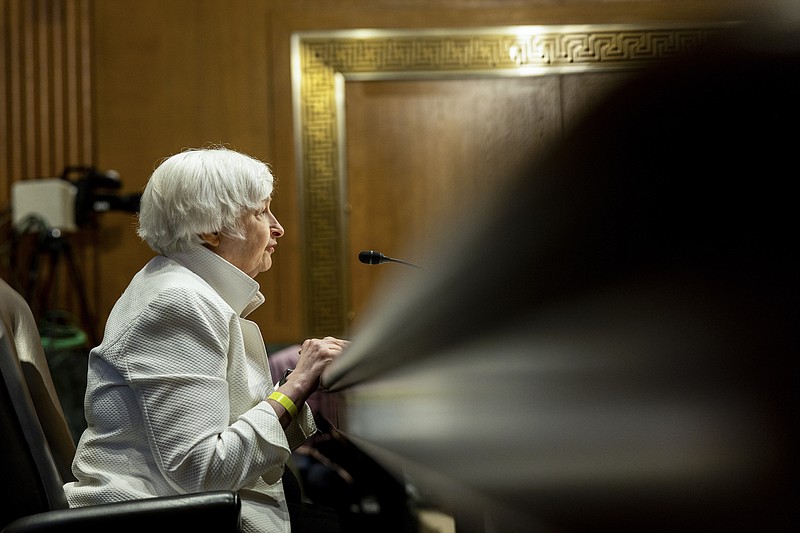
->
left=0, top=277, right=30, bottom=327
left=128, top=256, right=217, bottom=299
left=111, top=258, right=231, bottom=326
left=139, top=277, right=229, bottom=317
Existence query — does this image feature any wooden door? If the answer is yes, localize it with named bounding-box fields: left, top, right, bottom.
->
left=344, top=76, right=563, bottom=328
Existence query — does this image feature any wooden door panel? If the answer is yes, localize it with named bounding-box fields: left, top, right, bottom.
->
left=345, top=77, right=562, bottom=326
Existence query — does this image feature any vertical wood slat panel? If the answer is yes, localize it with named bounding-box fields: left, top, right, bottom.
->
left=37, top=0, right=51, bottom=173
left=78, top=0, right=91, bottom=166
left=1, top=0, right=92, bottom=194
left=64, top=0, right=79, bottom=167
left=2, top=0, right=95, bottom=324
left=0, top=1, right=18, bottom=206
left=2, top=0, right=25, bottom=201
left=23, top=0, right=37, bottom=178
left=51, top=0, right=64, bottom=169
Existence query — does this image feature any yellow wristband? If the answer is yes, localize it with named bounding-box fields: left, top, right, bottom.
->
left=268, top=391, right=298, bottom=419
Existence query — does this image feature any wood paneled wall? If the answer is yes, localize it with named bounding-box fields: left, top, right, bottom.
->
left=1, top=0, right=99, bottom=340
left=1, top=0, right=770, bottom=345
left=1, top=0, right=92, bottom=197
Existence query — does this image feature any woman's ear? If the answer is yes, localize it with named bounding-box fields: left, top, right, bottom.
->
left=199, top=232, right=220, bottom=247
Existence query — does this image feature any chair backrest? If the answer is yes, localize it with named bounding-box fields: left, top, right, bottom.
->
left=1, top=322, right=69, bottom=529
left=0, top=278, right=77, bottom=482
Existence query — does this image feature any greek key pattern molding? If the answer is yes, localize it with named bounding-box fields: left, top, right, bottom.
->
left=292, top=25, right=729, bottom=336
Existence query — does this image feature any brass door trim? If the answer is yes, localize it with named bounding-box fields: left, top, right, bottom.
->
left=290, top=24, right=731, bottom=336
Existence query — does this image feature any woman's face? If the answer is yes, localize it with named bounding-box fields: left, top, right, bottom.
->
left=210, top=198, right=284, bottom=278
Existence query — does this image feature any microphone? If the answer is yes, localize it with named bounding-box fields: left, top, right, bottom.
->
left=358, top=250, right=421, bottom=269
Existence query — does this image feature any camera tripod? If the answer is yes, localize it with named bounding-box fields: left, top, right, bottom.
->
left=19, top=224, right=98, bottom=348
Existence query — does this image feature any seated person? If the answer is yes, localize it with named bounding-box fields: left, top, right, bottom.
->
left=64, top=147, right=349, bottom=533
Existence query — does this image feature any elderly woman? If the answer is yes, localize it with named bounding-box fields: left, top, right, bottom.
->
left=64, top=147, right=347, bottom=532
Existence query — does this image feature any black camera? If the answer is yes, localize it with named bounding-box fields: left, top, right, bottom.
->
left=62, top=166, right=141, bottom=227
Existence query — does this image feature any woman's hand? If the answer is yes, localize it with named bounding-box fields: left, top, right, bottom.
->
left=269, top=336, right=349, bottom=427
left=294, top=336, right=350, bottom=388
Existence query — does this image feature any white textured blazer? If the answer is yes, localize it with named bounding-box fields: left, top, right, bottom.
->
left=64, top=246, right=316, bottom=533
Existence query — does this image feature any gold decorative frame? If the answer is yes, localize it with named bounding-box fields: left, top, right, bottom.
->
left=291, top=25, right=729, bottom=337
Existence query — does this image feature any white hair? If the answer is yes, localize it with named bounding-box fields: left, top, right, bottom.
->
left=137, top=147, right=274, bottom=255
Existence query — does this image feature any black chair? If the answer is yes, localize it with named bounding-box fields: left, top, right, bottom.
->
left=0, top=317, right=242, bottom=532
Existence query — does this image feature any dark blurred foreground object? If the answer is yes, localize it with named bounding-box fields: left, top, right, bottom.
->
left=324, top=24, right=799, bottom=532
left=0, top=282, right=242, bottom=532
